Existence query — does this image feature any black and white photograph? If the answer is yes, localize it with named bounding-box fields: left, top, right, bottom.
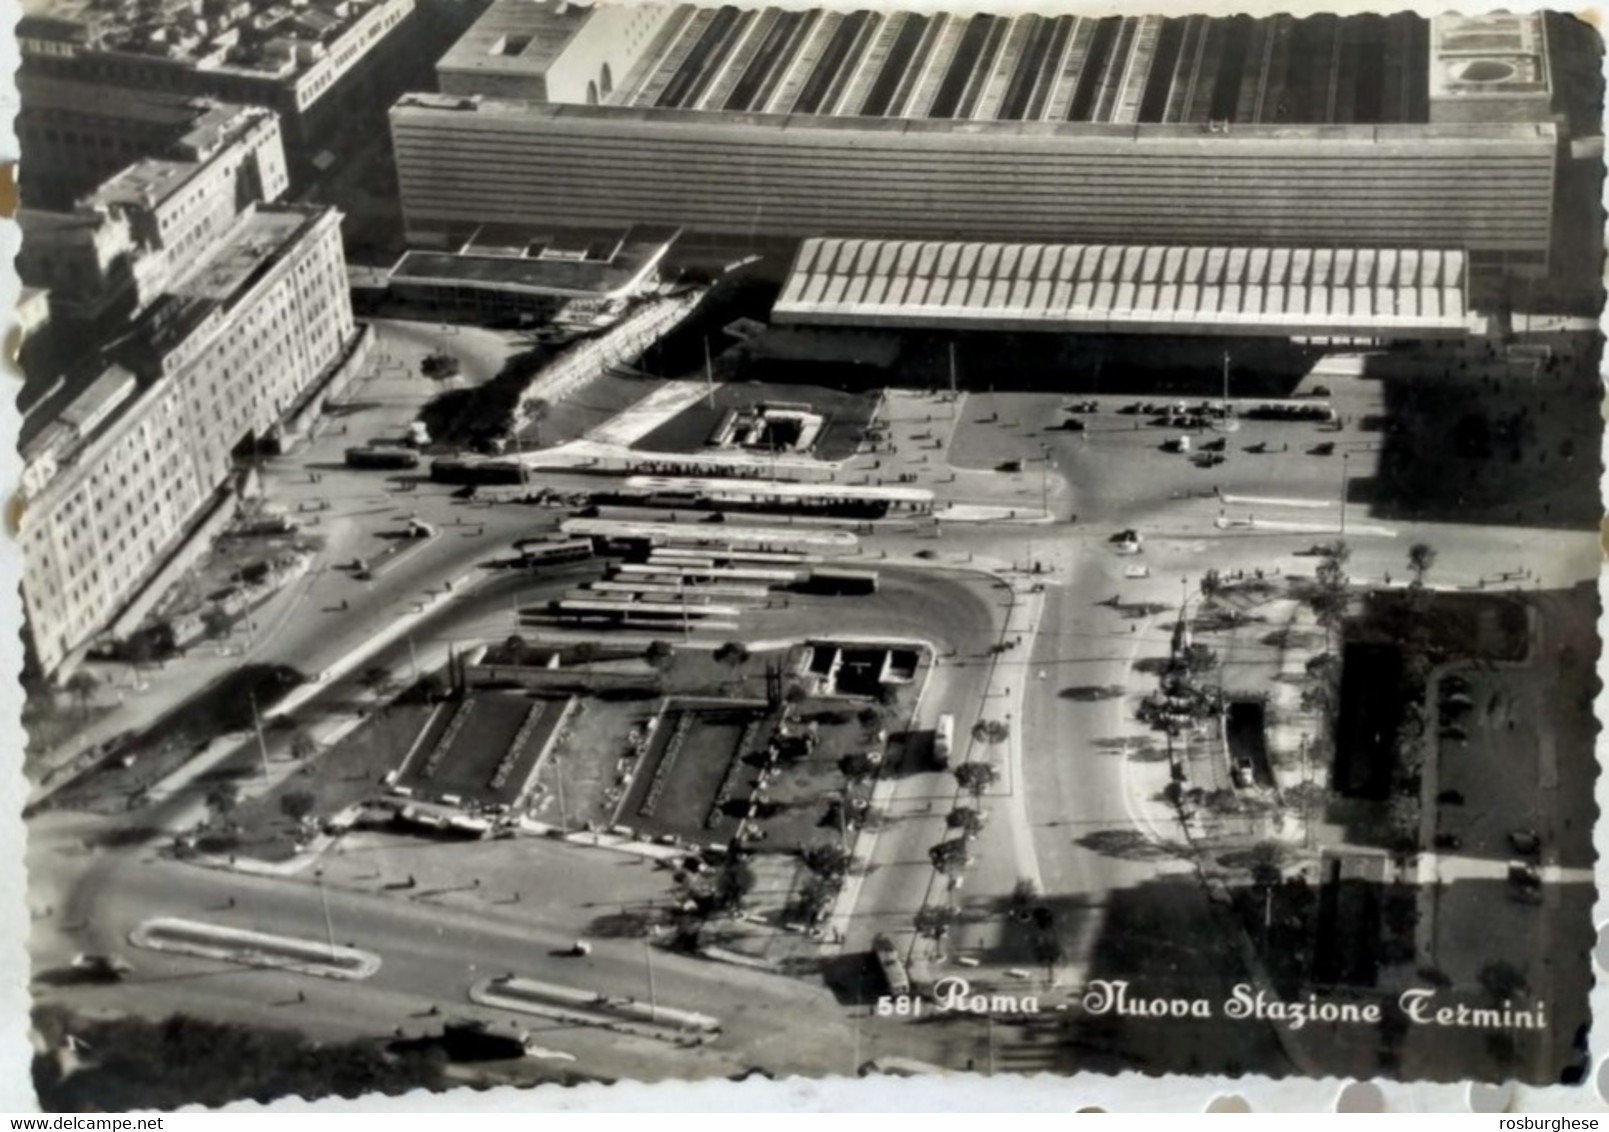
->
left=12, top=0, right=1607, bottom=1110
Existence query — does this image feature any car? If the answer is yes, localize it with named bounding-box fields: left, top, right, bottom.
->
left=1509, top=829, right=1542, bottom=855
left=1109, top=529, right=1142, bottom=545
left=914, top=549, right=938, bottom=559
left=1060, top=418, right=1086, bottom=432
left=1118, top=402, right=1143, bottom=415
left=1310, top=442, right=1336, bottom=456
left=568, top=940, right=593, bottom=957
left=70, top=954, right=132, bottom=983
left=996, top=459, right=1023, bottom=473
left=1311, top=384, right=1332, bottom=397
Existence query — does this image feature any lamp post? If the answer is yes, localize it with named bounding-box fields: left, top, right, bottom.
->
left=1339, top=452, right=1351, bottom=536
left=644, top=904, right=659, bottom=1023
left=314, top=867, right=337, bottom=962
left=249, top=692, right=272, bottom=782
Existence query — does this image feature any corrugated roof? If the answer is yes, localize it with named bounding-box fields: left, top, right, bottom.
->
left=775, top=238, right=1472, bottom=336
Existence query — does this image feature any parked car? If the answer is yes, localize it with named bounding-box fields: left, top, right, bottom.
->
left=1508, top=829, right=1542, bottom=855
left=70, top=953, right=132, bottom=983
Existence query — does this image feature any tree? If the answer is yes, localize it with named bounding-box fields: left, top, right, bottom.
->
left=710, top=857, right=756, bottom=913
left=1407, top=542, right=1438, bottom=588
left=838, top=751, right=878, bottom=783
left=947, top=806, right=986, bottom=839
left=201, top=605, right=234, bottom=641
left=914, top=903, right=955, bottom=944
left=1478, top=960, right=1529, bottom=1004
left=1199, top=568, right=1224, bottom=605
left=289, top=730, right=319, bottom=761
left=856, top=705, right=886, bottom=735
left=414, top=672, right=447, bottom=704
left=65, top=670, right=99, bottom=719
left=204, top=782, right=240, bottom=826
left=713, top=642, right=751, bottom=689
left=1318, top=539, right=1352, bottom=568
left=971, top=718, right=1010, bottom=745
left=1010, top=878, right=1040, bottom=909
left=1387, top=793, right=1420, bottom=851
left=1031, top=926, right=1065, bottom=982
left=1247, top=840, right=1287, bottom=888
left=1314, top=556, right=1348, bottom=593
left=644, top=639, right=676, bottom=674
left=1182, top=643, right=1218, bottom=676
left=802, top=842, right=852, bottom=880
left=929, top=838, right=972, bottom=875
left=954, top=761, right=999, bottom=799
left=360, top=666, right=395, bottom=702
left=279, top=789, right=317, bottom=823
left=504, top=635, right=528, bottom=665
left=793, top=873, right=835, bottom=924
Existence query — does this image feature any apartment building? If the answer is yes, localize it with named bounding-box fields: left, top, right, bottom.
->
left=20, top=204, right=355, bottom=676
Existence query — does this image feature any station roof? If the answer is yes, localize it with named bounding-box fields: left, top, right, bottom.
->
left=774, top=239, right=1473, bottom=338
left=389, top=225, right=679, bottom=299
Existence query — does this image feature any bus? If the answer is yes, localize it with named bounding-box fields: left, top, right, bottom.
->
left=517, top=537, right=595, bottom=566
left=346, top=446, right=420, bottom=470
left=932, top=714, right=954, bottom=769
left=804, top=568, right=879, bottom=596
left=873, top=934, right=911, bottom=997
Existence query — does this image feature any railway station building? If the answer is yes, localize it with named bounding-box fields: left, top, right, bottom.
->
left=393, top=3, right=1563, bottom=288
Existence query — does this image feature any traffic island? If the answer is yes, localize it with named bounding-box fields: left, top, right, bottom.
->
left=469, top=974, right=719, bottom=1045
left=129, top=917, right=381, bottom=979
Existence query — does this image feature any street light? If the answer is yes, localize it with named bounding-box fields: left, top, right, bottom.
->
left=314, top=867, right=337, bottom=962
left=1339, top=452, right=1351, bottom=536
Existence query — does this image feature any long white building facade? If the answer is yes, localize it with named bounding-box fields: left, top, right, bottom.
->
left=20, top=203, right=355, bottom=675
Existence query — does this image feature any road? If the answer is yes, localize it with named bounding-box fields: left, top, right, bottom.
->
left=38, top=847, right=871, bottom=1081
left=30, top=336, right=1603, bottom=1086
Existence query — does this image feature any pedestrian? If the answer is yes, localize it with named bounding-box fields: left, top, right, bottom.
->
left=297, top=990, right=307, bottom=1004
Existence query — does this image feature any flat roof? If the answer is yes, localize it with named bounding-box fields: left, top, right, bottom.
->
left=20, top=73, right=226, bottom=127
left=436, top=0, right=589, bottom=80
left=624, top=475, right=932, bottom=504
left=84, top=158, right=197, bottom=209
left=775, top=238, right=1472, bottom=338
left=171, top=207, right=310, bottom=301
left=1429, top=12, right=1550, bottom=101
left=392, top=91, right=1554, bottom=145
left=389, top=226, right=678, bottom=298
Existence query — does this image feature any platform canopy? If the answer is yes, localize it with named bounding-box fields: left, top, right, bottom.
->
left=774, top=239, right=1472, bottom=338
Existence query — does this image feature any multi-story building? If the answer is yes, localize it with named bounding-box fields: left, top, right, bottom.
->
left=19, top=203, right=355, bottom=676
left=18, top=0, right=415, bottom=157
left=17, top=74, right=250, bottom=208
left=18, top=103, right=288, bottom=328
left=392, top=4, right=1562, bottom=279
